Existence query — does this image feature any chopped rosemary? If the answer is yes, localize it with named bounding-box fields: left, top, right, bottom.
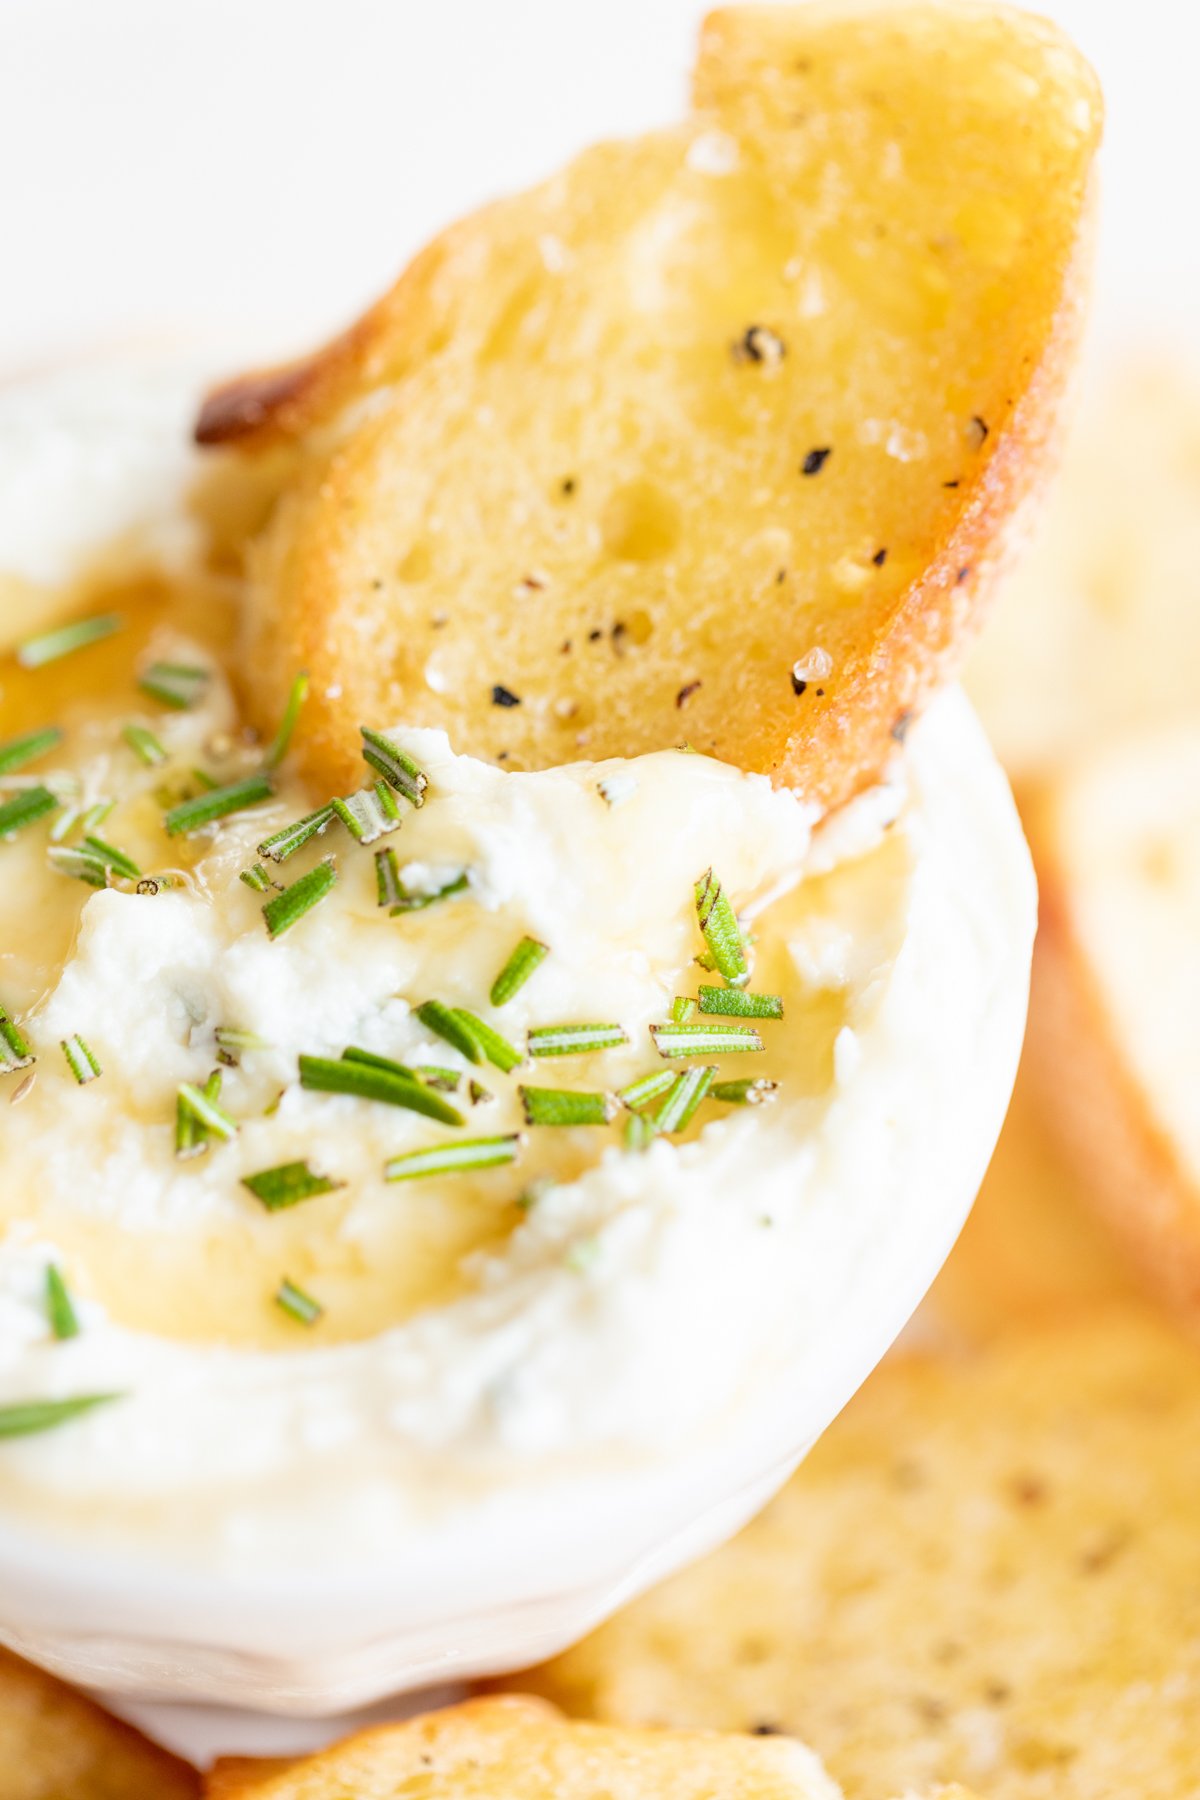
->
left=257, top=804, right=336, bottom=863
left=242, top=1161, right=343, bottom=1211
left=469, top=1078, right=492, bottom=1105
left=652, top=1064, right=715, bottom=1133
left=138, top=662, right=210, bottom=710
left=374, top=847, right=404, bottom=908
left=0, top=785, right=59, bottom=840
left=527, top=1023, right=628, bottom=1058
left=60, top=1036, right=101, bottom=1084
left=16, top=613, right=122, bottom=669
left=214, top=1025, right=271, bottom=1064
left=45, top=1266, right=80, bottom=1340
left=384, top=1134, right=521, bottom=1182
left=0, top=1007, right=34, bottom=1074
left=262, top=858, right=337, bottom=938
left=519, top=1086, right=616, bottom=1127
left=454, top=1010, right=523, bottom=1073
left=360, top=727, right=428, bottom=807
left=387, top=869, right=470, bottom=914
left=298, top=1053, right=463, bottom=1125
left=695, top=869, right=749, bottom=986
left=47, top=844, right=111, bottom=888
left=341, top=1045, right=419, bottom=1077
left=697, top=986, right=784, bottom=1020
left=176, top=1074, right=238, bottom=1147
left=275, top=1278, right=323, bottom=1326
left=239, top=862, right=275, bottom=892
left=411, top=1064, right=461, bottom=1092
left=121, top=723, right=167, bottom=767
left=175, top=1069, right=225, bottom=1159
left=711, top=1077, right=779, bottom=1105
left=670, top=995, right=697, bottom=1024
left=0, top=1393, right=122, bottom=1438
left=264, top=672, right=309, bottom=769
left=649, top=1021, right=764, bottom=1059
left=164, top=772, right=274, bottom=836
left=490, top=936, right=549, bottom=1007
left=0, top=726, right=63, bottom=777
left=80, top=834, right=140, bottom=880
left=414, top=1000, right=482, bottom=1065
left=332, top=782, right=402, bottom=845
left=618, top=1067, right=675, bottom=1111
left=624, top=1112, right=658, bottom=1152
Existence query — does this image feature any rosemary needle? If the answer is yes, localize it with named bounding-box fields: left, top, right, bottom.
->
left=0, top=1394, right=123, bottom=1438
left=164, top=772, right=274, bottom=837
left=618, top=1068, right=675, bottom=1111
left=490, top=936, right=549, bottom=1007
left=262, top=859, right=337, bottom=939
left=16, top=614, right=122, bottom=669
left=696, top=986, right=784, bottom=1020
left=298, top=1054, right=463, bottom=1126
left=384, top=1135, right=522, bottom=1182
left=264, top=672, right=309, bottom=770
left=45, top=1266, right=80, bottom=1340
left=258, top=804, right=337, bottom=864
left=138, top=662, right=210, bottom=710
left=60, top=1036, right=101, bottom=1085
left=360, top=727, right=428, bottom=807
left=242, top=1162, right=343, bottom=1211
left=0, top=727, right=63, bottom=777
left=652, top=1064, right=715, bottom=1133
left=0, top=786, right=59, bottom=840
left=0, top=1007, right=34, bottom=1074
left=275, top=1278, right=323, bottom=1326
left=527, top=1023, right=628, bottom=1059
left=519, top=1086, right=616, bottom=1127
left=695, top=869, right=749, bottom=986
left=649, top=1022, right=764, bottom=1059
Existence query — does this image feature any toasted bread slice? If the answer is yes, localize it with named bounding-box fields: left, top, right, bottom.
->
left=0, top=1645, right=197, bottom=1799
left=199, top=4, right=1101, bottom=810
left=516, top=1307, right=1200, bottom=1798
left=1026, top=724, right=1200, bottom=1320
left=967, top=355, right=1200, bottom=780
left=205, top=1694, right=842, bottom=1800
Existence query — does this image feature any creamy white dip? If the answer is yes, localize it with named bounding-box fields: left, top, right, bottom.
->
left=0, top=363, right=1036, bottom=1578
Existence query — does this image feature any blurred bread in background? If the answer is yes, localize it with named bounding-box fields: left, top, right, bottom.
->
left=1028, top=724, right=1200, bottom=1320
left=514, top=1307, right=1200, bottom=1799
left=966, top=356, right=1200, bottom=781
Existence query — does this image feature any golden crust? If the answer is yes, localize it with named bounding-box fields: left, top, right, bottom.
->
left=513, top=1307, right=1200, bottom=1798
left=0, top=1645, right=197, bottom=1799
left=205, top=1694, right=841, bottom=1799
left=1026, top=776, right=1200, bottom=1321
left=199, top=4, right=1101, bottom=809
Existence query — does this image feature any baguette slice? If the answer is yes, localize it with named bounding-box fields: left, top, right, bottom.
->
left=1027, top=723, right=1200, bottom=1318
left=0, top=1645, right=197, bottom=1799
left=199, top=3, right=1101, bottom=810
left=967, top=356, right=1200, bottom=779
left=517, top=1308, right=1200, bottom=1799
left=205, top=1694, right=841, bottom=1800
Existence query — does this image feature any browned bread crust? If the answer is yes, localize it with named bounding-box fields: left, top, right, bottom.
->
left=197, top=4, right=1101, bottom=810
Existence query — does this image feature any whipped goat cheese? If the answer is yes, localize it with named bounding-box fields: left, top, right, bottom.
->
left=0, top=363, right=1036, bottom=1582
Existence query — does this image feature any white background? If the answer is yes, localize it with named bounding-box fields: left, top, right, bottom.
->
left=2, top=0, right=1198, bottom=377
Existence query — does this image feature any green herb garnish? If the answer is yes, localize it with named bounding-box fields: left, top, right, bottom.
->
left=164, top=772, right=274, bottom=837
left=243, top=1161, right=343, bottom=1211
left=624, top=1112, right=658, bottom=1152
left=696, top=986, right=783, bottom=1020
left=649, top=1021, right=764, bottom=1059
left=618, top=1068, right=675, bottom=1111
left=275, top=1278, right=323, bottom=1326
left=0, top=785, right=59, bottom=839
left=0, top=1006, right=34, bottom=1074
left=670, top=995, right=697, bottom=1024
left=387, top=870, right=470, bottom=914
left=298, top=1053, right=463, bottom=1125
left=519, top=1086, right=616, bottom=1127
left=383, top=1134, right=521, bottom=1182
left=490, top=936, right=549, bottom=1007
left=80, top=834, right=141, bottom=880
left=332, top=782, right=402, bottom=846
left=652, top=1064, right=715, bottom=1133
left=264, top=672, right=309, bottom=770
left=214, top=1025, right=271, bottom=1064
left=176, top=1073, right=238, bottom=1149
left=0, top=727, right=63, bottom=777
left=138, top=662, right=210, bottom=710
left=121, top=723, right=167, bottom=767
left=0, top=1393, right=122, bottom=1438
left=45, top=1266, right=80, bottom=1340
left=47, top=844, right=111, bottom=888
left=262, top=858, right=337, bottom=938
left=16, top=613, right=122, bottom=669
left=453, top=1010, right=523, bottom=1074
left=360, top=727, right=428, bottom=807
left=711, top=1077, right=779, bottom=1106
left=411, top=1064, right=462, bottom=1092
left=527, top=1023, right=628, bottom=1058
left=414, top=1000, right=482, bottom=1065
left=694, top=869, right=749, bottom=986
left=239, top=862, right=275, bottom=892
left=60, top=1036, right=101, bottom=1085
left=257, top=804, right=336, bottom=864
